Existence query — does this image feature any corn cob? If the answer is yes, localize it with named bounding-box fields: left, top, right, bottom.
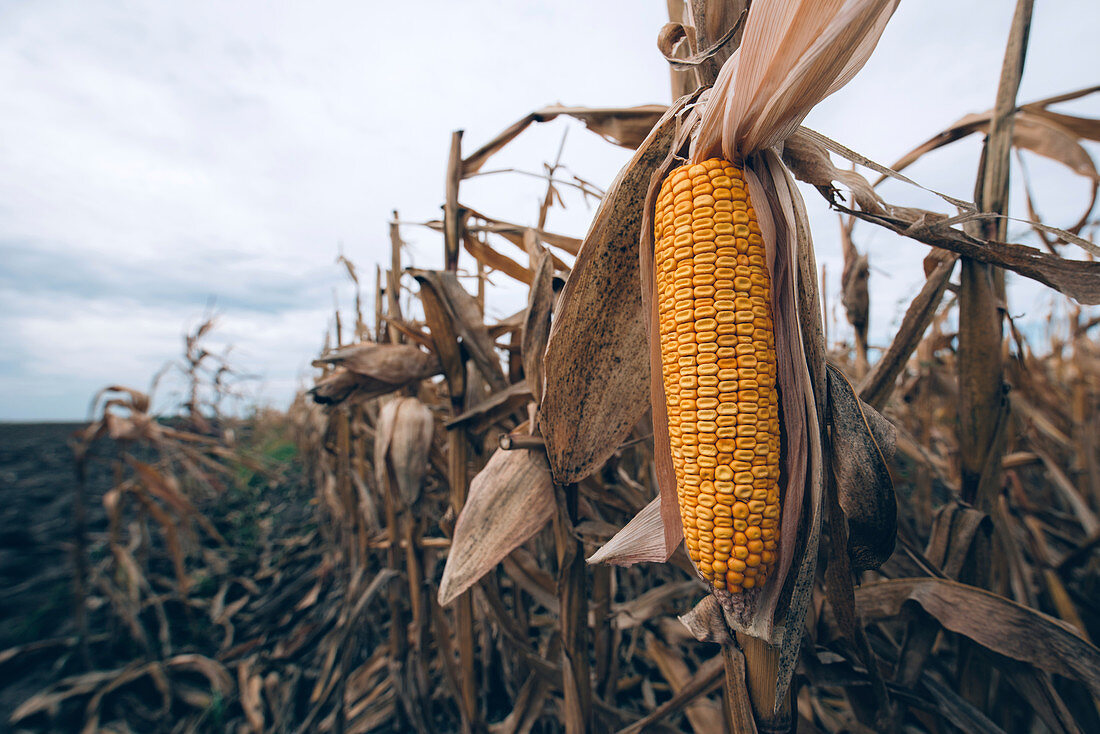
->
left=654, top=158, right=780, bottom=593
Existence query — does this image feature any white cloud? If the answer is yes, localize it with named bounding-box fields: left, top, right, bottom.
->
left=0, top=0, right=1096, bottom=420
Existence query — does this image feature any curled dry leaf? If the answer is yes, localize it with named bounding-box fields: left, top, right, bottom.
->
left=438, top=447, right=555, bottom=606
left=540, top=93, right=699, bottom=486
left=883, top=100, right=1100, bottom=242
left=313, top=343, right=439, bottom=384
left=412, top=269, right=507, bottom=394
left=783, top=127, right=1100, bottom=304
left=693, top=0, right=899, bottom=160
left=855, top=578, right=1100, bottom=698
left=536, top=105, right=670, bottom=150
left=375, top=397, right=435, bottom=506
left=826, top=363, right=897, bottom=570
left=461, top=105, right=668, bottom=178
left=679, top=594, right=733, bottom=645
left=309, top=343, right=441, bottom=405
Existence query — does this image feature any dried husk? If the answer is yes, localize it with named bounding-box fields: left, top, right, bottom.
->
left=374, top=397, right=435, bottom=506
left=540, top=91, right=703, bottom=487
left=826, top=364, right=897, bottom=570
left=522, top=249, right=554, bottom=406
left=438, top=446, right=556, bottom=606
left=585, top=497, right=667, bottom=566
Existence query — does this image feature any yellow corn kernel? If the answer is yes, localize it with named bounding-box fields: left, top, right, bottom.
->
left=655, top=159, right=780, bottom=593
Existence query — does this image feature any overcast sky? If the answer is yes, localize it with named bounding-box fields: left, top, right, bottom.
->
left=1, top=1, right=1097, bottom=421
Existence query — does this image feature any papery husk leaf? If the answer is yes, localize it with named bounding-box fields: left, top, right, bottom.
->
left=740, top=152, right=827, bottom=710
left=586, top=497, right=669, bottom=566
left=826, top=363, right=897, bottom=570
left=540, top=92, right=700, bottom=486
left=679, top=595, right=733, bottom=645
left=694, top=0, right=899, bottom=161
left=438, top=447, right=555, bottom=606
left=855, top=578, right=1100, bottom=698
left=375, top=397, right=434, bottom=506
left=522, top=249, right=554, bottom=406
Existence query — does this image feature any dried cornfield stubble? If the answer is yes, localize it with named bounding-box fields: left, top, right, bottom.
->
left=7, top=2, right=1100, bottom=733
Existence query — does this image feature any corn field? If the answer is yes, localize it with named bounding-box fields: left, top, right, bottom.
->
left=4, top=1, right=1100, bottom=732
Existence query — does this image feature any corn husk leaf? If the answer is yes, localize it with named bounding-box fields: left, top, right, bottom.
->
left=375, top=397, right=435, bottom=506
left=679, top=595, right=733, bottom=645
left=540, top=91, right=702, bottom=486
left=825, top=363, right=897, bottom=570
left=522, top=249, right=554, bottom=406
left=438, top=447, right=555, bottom=606
left=585, top=497, right=668, bottom=566
left=693, top=0, right=899, bottom=161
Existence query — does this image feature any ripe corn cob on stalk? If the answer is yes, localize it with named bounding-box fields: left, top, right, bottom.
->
left=654, top=158, right=780, bottom=594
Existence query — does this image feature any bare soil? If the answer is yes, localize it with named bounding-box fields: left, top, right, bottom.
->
left=0, top=422, right=114, bottom=729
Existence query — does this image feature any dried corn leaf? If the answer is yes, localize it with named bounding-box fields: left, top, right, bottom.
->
left=537, top=104, right=669, bottom=149
left=540, top=94, right=697, bottom=485
left=438, top=447, right=555, bottom=606
left=310, top=344, right=441, bottom=405
left=462, top=105, right=667, bottom=177
left=826, top=363, right=897, bottom=570
left=463, top=232, right=533, bottom=285
left=784, top=127, right=1100, bottom=302
left=888, top=107, right=1099, bottom=183
left=885, top=105, right=1099, bottom=234
left=646, top=631, right=725, bottom=733
left=412, top=269, right=507, bottom=393
left=313, top=343, right=439, bottom=384
left=855, top=578, right=1100, bottom=697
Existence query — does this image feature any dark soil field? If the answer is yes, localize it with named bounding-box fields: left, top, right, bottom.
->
left=0, top=423, right=109, bottom=729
